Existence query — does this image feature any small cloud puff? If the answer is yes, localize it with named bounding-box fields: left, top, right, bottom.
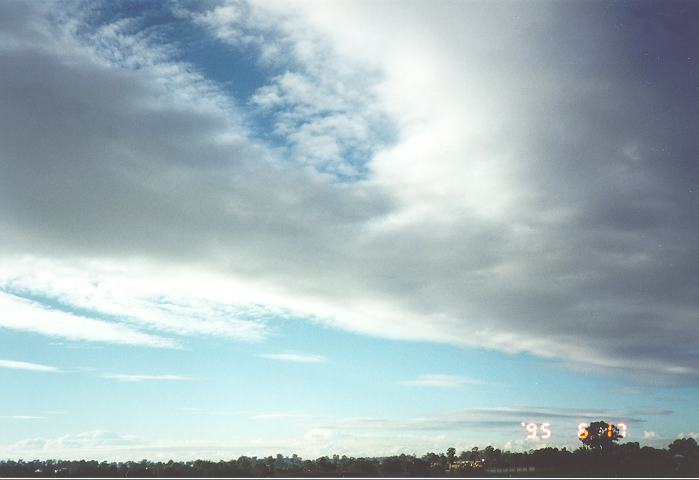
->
left=260, top=352, right=326, bottom=363
left=400, top=374, right=483, bottom=388
left=0, top=359, right=60, bottom=372
left=102, top=374, right=191, bottom=382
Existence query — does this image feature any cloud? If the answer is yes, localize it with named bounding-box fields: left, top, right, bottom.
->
left=173, top=0, right=699, bottom=385
left=250, top=412, right=322, bottom=420
left=181, top=408, right=247, bottom=417
left=340, top=406, right=646, bottom=433
left=0, top=428, right=460, bottom=460
left=644, top=431, right=658, bottom=439
left=260, top=352, right=326, bottom=363
left=1, top=0, right=698, bottom=386
left=400, top=374, right=483, bottom=388
left=632, top=409, right=673, bottom=416
left=0, top=416, right=44, bottom=420
left=0, top=261, right=271, bottom=344
left=193, top=1, right=390, bottom=178
left=0, top=292, right=176, bottom=348
left=0, top=404, right=665, bottom=460
left=0, top=0, right=384, bottom=349
left=102, top=374, right=192, bottom=382
left=303, top=427, right=335, bottom=440
left=3, top=431, right=142, bottom=459
left=607, top=386, right=652, bottom=396
left=0, top=359, right=60, bottom=373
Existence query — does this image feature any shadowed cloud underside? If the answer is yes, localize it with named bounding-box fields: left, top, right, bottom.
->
left=0, top=0, right=698, bottom=460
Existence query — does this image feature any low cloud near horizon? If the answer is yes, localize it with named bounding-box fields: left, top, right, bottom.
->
left=0, top=405, right=675, bottom=460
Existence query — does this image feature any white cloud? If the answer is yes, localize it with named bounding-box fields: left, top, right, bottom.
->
left=182, top=408, right=249, bottom=417
left=3, top=431, right=142, bottom=460
left=0, top=292, right=176, bottom=348
left=0, top=429, right=434, bottom=460
left=0, top=359, right=60, bottom=373
left=0, top=416, right=44, bottom=420
left=193, top=1, right=388, bottom=177
left=251, top=412, right=322, bottom=420
left=0, top=427, right=474, bottom=460
left=0, top=258, right=273, bottom=344
left=303, top=427, right=335, bottom=440
left=0, top=404, right=665, bottom=460
left=260, top=352, right=326, bottom=363
left=644, top=431, right=658, bottom=439
left=102, top=374, right=192, bottom=383
left=400, top=374, right=483, bottom=388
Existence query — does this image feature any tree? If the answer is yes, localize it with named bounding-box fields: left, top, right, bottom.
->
left=668, top=437, right=699, bottom=459
left=446, top=447, right=456, bottom=463
left=469, top=446, right=481, bottom=461
left=579, top=421, right=622, bottom=452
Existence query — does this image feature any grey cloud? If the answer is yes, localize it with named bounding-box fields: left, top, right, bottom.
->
left=333, top=406, right=648, bottom=434
left=480, top=5, right=699, bottom=381
left=332, top=0, right=699, bottom=384
left=632, top=409, right=674, bottom=417
left=1, top=1, right=699, bottom=384
left=0, top=3, right=391, bottom=265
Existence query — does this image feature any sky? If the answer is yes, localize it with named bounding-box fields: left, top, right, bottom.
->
left=1, top=0, right=699, bottom=461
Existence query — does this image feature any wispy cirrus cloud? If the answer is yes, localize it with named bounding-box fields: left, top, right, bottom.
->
left=250, top=412, right=325, bottom=421
left=632, top=408, right=673, bottom=416
left=607, top=386, right=653, bottom=396
left=102, top=374, right=192, bottom=383
left=467, top=406, right=644, bottom=424
left=260, top=352, right=327, bottom=363
left=0, top=292, right=176, bottom=348
left=0, top=359, right=60, bottom=373
left=0, top=259, right=275, bottom=346
left=400, top=374, right=483, bottom=388
left=0, top=416, right=44, bottom=420
left=181, top=408, right=247, bottom=417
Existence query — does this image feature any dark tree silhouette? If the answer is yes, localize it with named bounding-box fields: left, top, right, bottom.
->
left=446, top=447, right=456, bottom=463
left=579, top=420, right=622, bottom=451
left=669, top=437, right=699, bottom=458
left=668, top=437, right=699, bottom=475
left=1, top=440, right=697, bottom=477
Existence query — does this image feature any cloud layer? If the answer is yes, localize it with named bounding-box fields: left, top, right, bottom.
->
left=102, top=374, right=191, bottom=382
left=1, top=0, right=698, bottom=386
left=0, top=359, right=60, bottom=373
left=0, top=405, right=661, bottom=460
left=401, top=374, right=483, bottom=388
left=260, top=352, right=326, bottom=363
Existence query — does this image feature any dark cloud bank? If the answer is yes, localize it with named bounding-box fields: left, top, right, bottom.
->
left=1, top=1, right=698, bottom=385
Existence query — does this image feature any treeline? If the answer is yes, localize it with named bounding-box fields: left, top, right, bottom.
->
left=1, top=438, right=697, bottom=477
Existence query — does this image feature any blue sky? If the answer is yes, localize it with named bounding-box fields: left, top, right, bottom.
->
left=1, top=0, right=699, bottom=460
